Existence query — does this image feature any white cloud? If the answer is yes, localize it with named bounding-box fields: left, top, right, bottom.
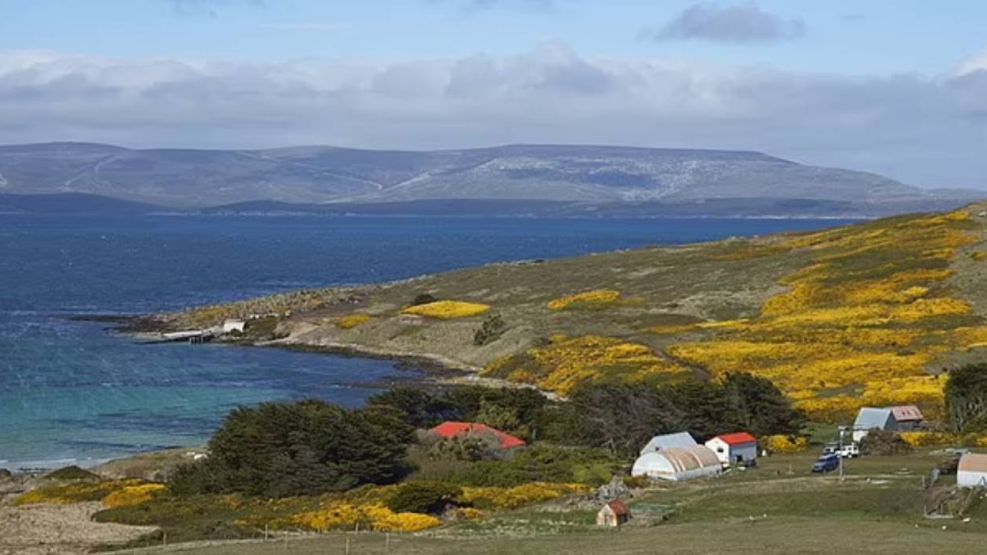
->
left=958, top=48, right=987, bottom=76
left=0, top=44, right=985, bottom=187
left=646, top=3, right=805, bottom=44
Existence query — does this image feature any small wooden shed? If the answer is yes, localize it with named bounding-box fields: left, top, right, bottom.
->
left=596, top=500, right=631, bottom=527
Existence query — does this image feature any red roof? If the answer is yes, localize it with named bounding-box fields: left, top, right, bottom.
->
left=428, top=421, right=527, bottom=449
left=890, top=405, right=924, bottom=422
left=606, top=500, right=631, bottom=516
left=716, top=432, right=758, bottom=446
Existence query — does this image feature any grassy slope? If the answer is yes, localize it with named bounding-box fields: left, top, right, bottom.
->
left=167, top=202, right=987, bottom=422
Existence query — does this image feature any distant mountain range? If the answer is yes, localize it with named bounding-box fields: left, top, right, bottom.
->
left=0, top=142, right=981, bottom=217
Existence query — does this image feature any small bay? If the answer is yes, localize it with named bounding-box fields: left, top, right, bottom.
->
left=0, top=214, right=854, bottom=469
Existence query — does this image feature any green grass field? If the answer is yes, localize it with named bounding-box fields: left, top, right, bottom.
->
left=113, top=449, right=987, bottom=554
left=119, top=517, right=987, bottom=554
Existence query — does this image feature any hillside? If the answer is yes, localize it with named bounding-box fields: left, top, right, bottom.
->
left=0, top=193, right=163, bottom=215
left=0, top=142, right=980, bottom=217
left=159, top=202, right=987, bottom=423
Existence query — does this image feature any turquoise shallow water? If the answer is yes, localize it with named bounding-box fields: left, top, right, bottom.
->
left=0, top=214, right=853, bottom=469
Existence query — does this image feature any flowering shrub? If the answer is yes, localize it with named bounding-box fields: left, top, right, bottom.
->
left=664, top=209, right=983, bottom=421
left=287, top=502, right=441, bottom=533
left=483, top=335, right=687, bottom=395
left=899, top=432, right=961, bottom=448
left=459, top=483, right=590, bottom=510
left=289, top=503, right=362, bottom=531
left=547, top=289, right=622, bottom=311
left=102, top=484, right=167, bottom=509
left=402, top=301, right=491, bottom=319
left=761, top=435, right=808, bottom=454
left=362, top=504, right=443, bottom=532
left=14, top=480, right=141, bottom=506
left=336, top=314, right=372, bottom=329
left=456, top=507, right=484, bottom=520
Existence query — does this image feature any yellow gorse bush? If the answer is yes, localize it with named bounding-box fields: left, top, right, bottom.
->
left=459, top=483, right=590, bottom=510
left=102, top=484, right=167, bottom=509
left=662, top=209, right=983, bottom=422
left=483, top=335, right=688, bottom=395
left=288, top=502, right=441, bottom=533
left=547, top=289, right=622, bottom=311
left=14, top=479, right=142, bottom=506
left=761, top=435, right=809, bottom=454
left=401, top=300, right=491, bottom=319
left=336, top=314, right=372, bottom=329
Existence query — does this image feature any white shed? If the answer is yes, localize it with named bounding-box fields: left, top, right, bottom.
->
left=631, top=446, right=722, bottom=481
left=639, top=431, right=698, bottom=456
left=222, top=319, right=246, bottom=334
left=958, top=453, right=987, bottom=488
left=705, top=432, right=758, bottom=465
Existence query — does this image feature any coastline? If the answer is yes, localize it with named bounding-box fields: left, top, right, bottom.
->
left=261, top=338, right=558, bottom=395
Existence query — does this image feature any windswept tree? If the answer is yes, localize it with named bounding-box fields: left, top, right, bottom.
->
left=170, top=400, right=414, bottom=497
left=946, top=363, right=987, bottom=433
left=722, top=372, right=805, bottom=437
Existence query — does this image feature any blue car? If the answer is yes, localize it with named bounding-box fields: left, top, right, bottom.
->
left=812, top=454, right=839, bottom=473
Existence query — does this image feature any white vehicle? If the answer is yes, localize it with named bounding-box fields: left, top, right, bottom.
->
left=823, top=442, right=860, bottom=458
left=837, top=443, right=860, bottom=458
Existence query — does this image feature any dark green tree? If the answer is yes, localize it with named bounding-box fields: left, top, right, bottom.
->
left=386, top=482, right=462, bottom=514
left=170, top=400, right=413, bottom=497
left=722, top=372, right=805, bottom=437
left=946, top=363, right=987, bottom=433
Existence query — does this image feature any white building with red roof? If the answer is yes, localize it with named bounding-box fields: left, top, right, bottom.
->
left=704, top=432, right=758, bottom=465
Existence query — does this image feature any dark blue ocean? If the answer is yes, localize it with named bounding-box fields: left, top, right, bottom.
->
left=0, top=214, right=852, bottom=469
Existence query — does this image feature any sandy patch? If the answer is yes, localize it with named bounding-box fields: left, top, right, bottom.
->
left=0, top=502, right=156, bottom=555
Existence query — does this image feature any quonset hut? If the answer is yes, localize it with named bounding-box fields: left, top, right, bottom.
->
left=631, top=445, right=722, bottom=481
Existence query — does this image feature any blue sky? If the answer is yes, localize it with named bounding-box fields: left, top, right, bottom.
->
left=1, top=0, right=986, bottom=187
left=3, top=0, right=984, bottom=74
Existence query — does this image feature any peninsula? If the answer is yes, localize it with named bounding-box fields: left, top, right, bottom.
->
left=152, top=201, right=987, bottom=424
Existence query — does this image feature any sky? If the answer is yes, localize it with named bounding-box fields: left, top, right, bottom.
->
left=1, top=0, right=986, bottom=188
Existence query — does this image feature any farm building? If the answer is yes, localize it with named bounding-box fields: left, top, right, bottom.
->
left=222, top=319, right=246, bottom=334
left=852, top=405, right=925, bottom=442
left=596, top=500, right=631, bottom=527
left=428, top=422, right=526, bottom=450
left=705, top=432, right=758, bottom=465
left=639, top=431, right=698, bottom=455
left=631, top=446, right=722, bottom=481
left=958, top=453, right=987, bottom=488
left=889, top=406, right=925, bottom=430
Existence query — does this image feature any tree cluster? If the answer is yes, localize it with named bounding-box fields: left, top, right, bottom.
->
left=367, top=385, right=549, bottom=440
left=547, top=373, right=804, bottom=456
left=170, top=400, right=413, bottom=497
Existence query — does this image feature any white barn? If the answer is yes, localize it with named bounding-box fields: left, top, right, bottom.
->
left=958, top=453, right=987, bottom=488
left=705, top=432, right=758, bottom=465
left=631, top=445, right=722, bottom=481
left=639, top=431, right=698, bottom=456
